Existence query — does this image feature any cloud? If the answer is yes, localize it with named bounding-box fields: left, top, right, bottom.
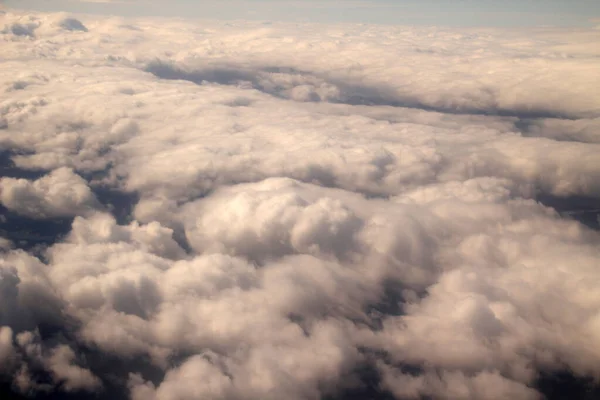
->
left=59, top=17, right=88, bottom=32
left=4, top=22, right=37, bottom=37
left=45, top=345, right=102, bottom=392
left=0, top=9, right=599, bottom=400
left=0, top=167, right=101, bottom=218
left=0, top=326, right=16, bottom=372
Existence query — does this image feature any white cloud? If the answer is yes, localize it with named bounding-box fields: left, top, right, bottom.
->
left=0, top=9, right=599, bottom=400
left=45, top=345, right=101, bottom=392
left=0, top=167, right=101, bottom=218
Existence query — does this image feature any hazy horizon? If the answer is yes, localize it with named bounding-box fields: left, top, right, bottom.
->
left=4, top=0, right=600, bottom=27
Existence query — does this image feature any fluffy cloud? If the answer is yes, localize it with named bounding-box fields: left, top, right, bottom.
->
left=0, top=167, right=101, bottom=218
left=0, top=8, right=599, bottom=400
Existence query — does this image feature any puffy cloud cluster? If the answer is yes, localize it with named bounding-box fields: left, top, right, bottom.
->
left=0, top=167, right=101, bottom=218
left=1, top=8, right=600, bottom=400
left=0, top=256, right=100, bottom=394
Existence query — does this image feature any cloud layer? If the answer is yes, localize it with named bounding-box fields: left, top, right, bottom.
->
left=1, top=9, right=600, bottom=400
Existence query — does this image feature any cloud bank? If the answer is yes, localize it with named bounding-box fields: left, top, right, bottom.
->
left=0, top=9, right=600, bottom=400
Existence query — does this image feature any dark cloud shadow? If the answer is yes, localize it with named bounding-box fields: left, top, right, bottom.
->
left=0, top=349, right=164, bottom=400
left=0, top=151, right=72, bottom=249
left=0, top=205, right=73, bottom=250
left=58, top=18, right=87, bottom=32
left=145, top=61, right=582, bottom=120
left=536, top=371, right=600, bottom=400
left=323, top=360, right=396, bottom=400
left=90, top=186, right=139, bottom=226
left=6, top=23, right=37, bottom=37
left=0, top=151, right=142, bottom=248
left=537, top=194, right=600, bottom=231
left=513, top=119, right=600, bottom=144
left=0, top=150, right=46, bottom=180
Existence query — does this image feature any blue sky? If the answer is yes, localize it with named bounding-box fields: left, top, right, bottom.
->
left=4, top=0, right=600, bottom=27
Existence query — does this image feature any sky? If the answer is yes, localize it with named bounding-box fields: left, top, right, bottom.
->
left=4, top=0, right=600, bottom=27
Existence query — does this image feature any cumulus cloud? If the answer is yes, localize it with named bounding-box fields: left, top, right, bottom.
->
left=0, top=167, right=101, bottom=218
left=0, top=8, right=599, bottom=400
left=0, top=328, right=101, bottom=395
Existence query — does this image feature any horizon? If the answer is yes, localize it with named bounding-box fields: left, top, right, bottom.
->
left=4, top=0, right=600, bottom=27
